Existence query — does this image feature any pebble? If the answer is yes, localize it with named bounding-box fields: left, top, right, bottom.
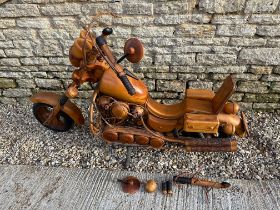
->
left=0, top=104, right=279, bottom=179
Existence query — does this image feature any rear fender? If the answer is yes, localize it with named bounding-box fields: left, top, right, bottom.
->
left=30, top=92, right=85, bottom=125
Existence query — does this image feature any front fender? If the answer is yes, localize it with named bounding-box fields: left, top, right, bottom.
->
left=30, top=92, right=85, bottom=125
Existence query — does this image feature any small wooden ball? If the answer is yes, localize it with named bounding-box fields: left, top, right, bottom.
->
left=145, top=180, right=157, bottom=193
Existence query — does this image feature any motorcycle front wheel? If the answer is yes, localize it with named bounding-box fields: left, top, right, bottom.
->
left=32, top=103, right=74, bottom=132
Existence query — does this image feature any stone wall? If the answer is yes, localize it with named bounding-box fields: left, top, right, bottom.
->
left=0, top=0, right=280, bottom=110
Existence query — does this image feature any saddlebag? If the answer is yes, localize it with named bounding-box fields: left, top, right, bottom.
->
left=184, top=113, right=219, bottom=134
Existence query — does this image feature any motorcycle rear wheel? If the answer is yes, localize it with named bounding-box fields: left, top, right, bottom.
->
left=33, top=103, right=74, bottom=132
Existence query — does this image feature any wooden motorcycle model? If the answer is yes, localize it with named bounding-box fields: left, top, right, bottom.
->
left=31, top=27, right=249, bottom=152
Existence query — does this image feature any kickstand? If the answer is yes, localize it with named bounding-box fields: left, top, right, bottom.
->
left=124, top=146, right=132, bottom=169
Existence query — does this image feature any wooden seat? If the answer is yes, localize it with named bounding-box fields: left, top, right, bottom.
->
left=186, top=75, right=235, bottom=114
left=185, top=89, right=215, bottom=101
left=146, top=75, right=235, bottom=119
left=185, top=98, right=213, bottom=114
left=146, top=96, right=186, bottom=120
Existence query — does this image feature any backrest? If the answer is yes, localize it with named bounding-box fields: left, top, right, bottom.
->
left=212, top=75, right=235, bottom=114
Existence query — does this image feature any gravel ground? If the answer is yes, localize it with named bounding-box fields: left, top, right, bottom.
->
left=0, top=101, right=279, bottom=180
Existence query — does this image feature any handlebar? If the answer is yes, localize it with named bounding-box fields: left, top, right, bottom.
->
left=118, top=73, right=136, bottom=96
left=96, top=28, right=136, bottom=96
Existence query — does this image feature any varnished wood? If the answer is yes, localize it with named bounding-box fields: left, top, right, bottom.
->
left=147, top=113, right=178, bottom=133
left=212, top=75, right=235, bottom=114
left=124, top=38, right=144, bottom=63
left=99, top=68, right=148, bottom=105
left=31, top=27, right=249, bottom=154
left=30, top=92, right=85, bottom=125
left=185, top=98, right=213, bottom=114
left=146, top=96, right=186, bottom=119
left=185, top=89, right=215, bottom=101
left=185, top=144, right=237, bottom=152
left=184, top=113, right=219, bottom=134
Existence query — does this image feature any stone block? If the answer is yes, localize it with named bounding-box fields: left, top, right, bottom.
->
left=245, top=0, right=279, bottom=13
left=123, top=3, right=153, bottom=15
left=0, top=71, right=25, bottom=79
left=2, top=88, right=32, bottom=97
left=239, top=48, right=280, bottom=65
left=239, top=102, right=253, bottom=110
left=4, top=49, right=33, bottom=57
left=3, top=29, right=36, bottom=40
left=156, top=80, right=185, bottom=92
left=145, top=73, right=177, bottom=80
left=35, top=78, right=63, bottom=89
left=140, top=66, right=169, bottom=73
left=274, top=67, right=280, bottom=74
left=41, top=3, right=81, bottom=16
left=256, top=25, right=280, bottom=37
left=243, top=93, right=257, bottom=102
left=0, top=19, right=16, bottom=28
left=48, top=58, right=70, bottom=65
left=171, top=54, right=196, bottom=65
left=154, top=1, right=196, bottom=14
left=17, top=18, right=50, bottom=29
left=199, top=0, right=246, bottom=13
left=249, top=14, right=280, bottom=24
left=0, top=78, right=16, bottom=88
left=261, top=74, right=280, bottom=81
left=230, top=93, right=244, bottom=102
left=173, top=46, right=212, bottom=53
left=0, top=4, right=40, bottom=17
left=0, top=32, right=5, bottom=41
left=0, top=58, right=21, bottom=66
left=0, top=50, right=5, bottom=58
left=132, top=27, right=174, bottom=37
left=38, top=30, right=71, bottom=40
left=0, top=66, right=38, bottom=72
left=211, top=46, right=241, bottom=54
left=250, top=66, right=273, bottom=74
left=154, top=14, right=212, bottom=26
left=197, top=54, right=237, bottom=65
left=212, top=15, right=249, bottom=24
left=34, top=40, right=63, bottom=57
left=192, top=37, right=229, bottom=45
left=81, top=3, right=122, bottom=16
left=178, top=73, right=198, bottom=81
left=12, top=40, right=36, bottom=49
left=0, top=41, right=14, bottom=49
left=149, top=92, right=178, bottom=99
left=233, top=73, right=261, bottom=81
left=154, top=15, right=189, bottom=25
left=175, top=24, right=216, bottom=37
left=52, top=17, right=78, bottom=30
left=38, top=65, right=68, bottom=72
left=253, top=103, right=280, bottom=109
left=271, top=82, right=280, bottom=92
left=170, top=66, right=206, bottom=73
left=190, top=14, right=212, bottom=23
left=21, top=57, right=49, bottom=66
left=266, top=39, right=280, bottom=47
left=143, top=79, right=155, bottom=91
left=154, top=54, right=172, bottom=65
left=237, top=81, right=269, bottom=93
left=152, top=47, right=172, bottom=54
left=257, top=94, right=280, bottom=103
left=217, top=25, right=256, bottom=37
left=0, top=97, right=17, bottom=105
left=188, top=81, right=213, bottom=89
left=229, top=38, right=266, bottom=46
left=16, top=79, right=36, bottom=88
left=113, top=16, right=153, bottom=26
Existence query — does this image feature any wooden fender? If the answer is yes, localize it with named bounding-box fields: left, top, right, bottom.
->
left=30, top=92, right=85, bottom=125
